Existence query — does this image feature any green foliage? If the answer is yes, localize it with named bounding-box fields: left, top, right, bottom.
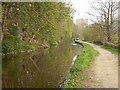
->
left=83, top=23, right=104, bottom=43
left=65, top=43, right=99, bottom=88
left=2, top=34, right=36, bottom=54
left=2, top=34, right=18, bottom=53
left=112, top=33, right=118, bottom=44
left=2, top=2, right=74, bottom=54
left=0, top=40, right=2, bottom=53
left=70, top=44, right=99, bottom=74
left=2, top=40, right=14, bottom=53
left=7, top=24, right=18, bottom=36
left=65, top=75, right=86, bottom=88
left=82, top=23, right=118, bottom=46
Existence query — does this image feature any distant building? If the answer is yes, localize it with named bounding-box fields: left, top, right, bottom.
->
left=73, top=18, right=88, bottom=39
left=76, top=18, right=88, bottom=26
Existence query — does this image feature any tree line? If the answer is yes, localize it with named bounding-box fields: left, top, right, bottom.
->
left=81, top=0, right=119, bottom=47
left=2, top=2, right=74, bottom=54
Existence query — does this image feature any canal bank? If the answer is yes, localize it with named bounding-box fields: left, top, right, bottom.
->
left=63, top=43, right=99, bottom=88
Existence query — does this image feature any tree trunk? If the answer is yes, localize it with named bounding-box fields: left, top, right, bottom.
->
left=106, top=2, right=111, bottom=43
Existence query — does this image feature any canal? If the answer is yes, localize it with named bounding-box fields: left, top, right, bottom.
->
left=2, top=42, right=82, bottom=88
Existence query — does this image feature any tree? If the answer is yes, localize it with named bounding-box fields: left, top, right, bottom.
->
left=87, top=0, right=119, bottom=43
left=2, top=2, right=75, bottom=53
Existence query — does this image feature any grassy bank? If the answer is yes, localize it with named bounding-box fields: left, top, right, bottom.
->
left=91, top=41, right=119, bottom=54
left=65, top=43, right=99, bottom=88
left=101, top=46, right=119, bottom=54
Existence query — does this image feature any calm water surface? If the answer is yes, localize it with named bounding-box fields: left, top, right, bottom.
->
left=2, top=42, right=82, bottom=88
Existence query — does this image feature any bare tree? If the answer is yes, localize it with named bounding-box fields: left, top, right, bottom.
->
left=87, top=0, right=119, bottom=43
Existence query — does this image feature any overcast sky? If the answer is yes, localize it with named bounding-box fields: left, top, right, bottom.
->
left=70, top=0, right=94, bottom=24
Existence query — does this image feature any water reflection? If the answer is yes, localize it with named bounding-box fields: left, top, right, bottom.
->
left=2, top=42, right=82, bottom=88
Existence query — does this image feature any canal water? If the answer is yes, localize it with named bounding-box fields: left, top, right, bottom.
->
left=2, top=42, right=82, bottom=88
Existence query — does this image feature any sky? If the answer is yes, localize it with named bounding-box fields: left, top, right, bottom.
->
left=70, top=0, right=94, bottom=24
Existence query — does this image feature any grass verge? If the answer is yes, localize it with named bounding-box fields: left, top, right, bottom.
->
left=92, top=41, right=119, bottom=54
left=101, top=46, right=119, bottom=54
left=65, top=43, right=99, bottom=88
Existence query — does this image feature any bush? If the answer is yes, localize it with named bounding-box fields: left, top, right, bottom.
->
left=8, top=24, right=18, bottom=36
left=2, top=34, right=36, bottom=54
left=2, top=40, right=14, bottom=53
